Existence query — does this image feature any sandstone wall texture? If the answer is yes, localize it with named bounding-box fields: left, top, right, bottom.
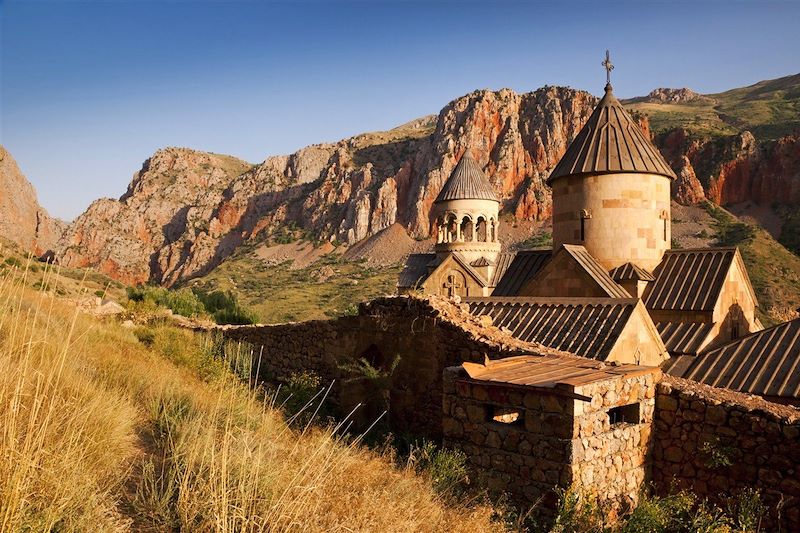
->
left=442, top=365, right=659, bottom=515
left=652, top=375, right=800, bottom=530
left=213, top=296, right=548, bottom=438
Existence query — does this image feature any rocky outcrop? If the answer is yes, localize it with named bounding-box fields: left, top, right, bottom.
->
left=53, top=88, right=598, bottom=285
left=0, top=146, right=65, bottom=254
left=645, top=87, right=713, bottom=104
left=657, top=129, right=800, bottom=207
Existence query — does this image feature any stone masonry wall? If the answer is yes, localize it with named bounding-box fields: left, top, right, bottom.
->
left=213, top=295, right=544, bottom=438
left=652, top=375, right=800, bottom=530
left=441, top=365, right=659, bottom=515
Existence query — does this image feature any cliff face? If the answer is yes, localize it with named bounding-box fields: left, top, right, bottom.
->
left=0, top=146, right=65, bottom=254
left=658, top=129, right=800, bottom=207
left=53, top=87, right=597, bottom=285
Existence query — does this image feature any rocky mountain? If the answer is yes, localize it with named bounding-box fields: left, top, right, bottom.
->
left=0, top=146, right=65, bottom=255
left=54, top=86, right=598, bottom=285
left=2, top=73, right=797, bottom=289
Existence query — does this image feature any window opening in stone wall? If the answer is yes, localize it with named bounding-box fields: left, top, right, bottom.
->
left=490, top=406, right=522, bottom=425
left=608, top=403, right=640, bottom=426
left=663, top=218, right=667, bottom=241
left=580, top=217, right=585, bottom=241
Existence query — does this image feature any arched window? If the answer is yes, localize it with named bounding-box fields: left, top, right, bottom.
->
left=460, top=215, right=474, bottom=242
left=476, top=216, right=488, bottom=242
left=490, top=218, right=497, bottom=242
left=445, top=213, right=458, bottom=243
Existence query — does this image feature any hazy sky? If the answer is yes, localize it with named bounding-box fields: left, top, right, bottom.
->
left=2, top=0, right=798, bottom=220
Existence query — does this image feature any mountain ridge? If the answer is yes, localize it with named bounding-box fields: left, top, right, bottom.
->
left=2, top=73, right=798, bottom=291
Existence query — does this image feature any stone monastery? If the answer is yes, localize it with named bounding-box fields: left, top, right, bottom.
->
left=399, top=74, right=800, bottom=405
left=217, top=60, right=800, bottom=528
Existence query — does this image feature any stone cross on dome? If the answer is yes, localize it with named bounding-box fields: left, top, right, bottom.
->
left=602, top=50, right=614, bottom=90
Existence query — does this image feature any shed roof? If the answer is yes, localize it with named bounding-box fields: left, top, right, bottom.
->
left=547, top=85, right=676, bottom=183
left=462, top=354, right=654, bottom=390
left=434, top=150, right=499, bottom=203
left=492, top=249, right=552, bottom=296
left=467, top=297, right=638, bottom=360
left=669, top=318, right=800, bottom=399
left=657, top=321, right=714, bottom=355
left=643, top=248, right=747, bottom=312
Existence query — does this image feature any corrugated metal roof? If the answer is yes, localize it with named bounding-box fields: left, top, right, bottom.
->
left=397, top=253, right=436, bottom=288
left=462, top=354, right=655, bottom=390
left=661, top=355, right=697, bottom=376
left=547, top=85, right=676, bottom=183
left=492, top=250, right=552, bottom=295
left=644, top=248, right=736, bottom=312
left=434, top=150, right=499, bottom=203
left=490, top=252, right=518, bottom=287
left=467, top=297, right=638, bottom=360
left=670, top=318, right=800, bottom=399
left=562, top=244, right=631, bottom=298
left=610, top=262, right=655, bottom=282
left=657, top=322, right=714, bottom=355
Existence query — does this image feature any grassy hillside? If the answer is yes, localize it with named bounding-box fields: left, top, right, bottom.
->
left=703, top=202, right=800, bottom=325
left=625, top=73, right=800, bottom=140
left=0, top=266, right=500, bottom=531
left=188, top=246, right=400, bottom=323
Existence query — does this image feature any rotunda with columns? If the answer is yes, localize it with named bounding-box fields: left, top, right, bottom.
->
left=433, top=149, right=501, bottom=265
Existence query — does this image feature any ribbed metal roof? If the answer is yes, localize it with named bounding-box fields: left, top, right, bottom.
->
left=561, top=244, right=631, bottom=299
left=434, top=150, right=499, bottom=203
left=397, top=253, right=436, bottom=288
left=656, top=321, right=714, bottom=355
left=610, top=262, right=656, bottom=282
left=644, top=248, right=739, bottom=312
left=462, top=354, right=654, bottom=391
left=490, top=252, right=518, bottom=287
left=547, top=85, right=676, bottom=183
left=467, top=297, right=638, bottom=360
left=492, top=250, right=552, bottom=296
left=670, top=318, right=800, bottom=399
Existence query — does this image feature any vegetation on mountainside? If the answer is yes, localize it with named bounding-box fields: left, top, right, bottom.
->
left=126, top=284, right=259, bottom=325
left=704, top=202, right=800, bottom=325
left=0, top=265, right=500, bottom=532
left=625, top=73, right=800, bottom=140
left=189, top=248, right=400, bottom=323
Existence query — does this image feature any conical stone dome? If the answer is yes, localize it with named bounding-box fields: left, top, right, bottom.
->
left=435, top=150, right=499, bottom=203
left=547, top=85, right=676, bottom=183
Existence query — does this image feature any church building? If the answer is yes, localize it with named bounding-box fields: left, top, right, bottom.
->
left=399, top=58, right=774, bottom=386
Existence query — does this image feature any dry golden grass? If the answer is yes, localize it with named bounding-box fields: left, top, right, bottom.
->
left=0, top=264, right=503, bottom=532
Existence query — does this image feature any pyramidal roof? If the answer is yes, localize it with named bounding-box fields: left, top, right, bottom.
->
left=434, top=150, right=499, bottom=203
left=547, top=84, right=677, bottom=183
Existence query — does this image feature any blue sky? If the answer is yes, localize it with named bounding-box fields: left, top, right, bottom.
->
left=2, top=1, right=798, bottom=220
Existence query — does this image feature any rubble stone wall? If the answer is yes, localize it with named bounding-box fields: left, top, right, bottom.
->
left=652, top=376, right=800, bottom=530
left=215, top=296, right=537, bottom=438
left=441, top=365, right=659, bottom=513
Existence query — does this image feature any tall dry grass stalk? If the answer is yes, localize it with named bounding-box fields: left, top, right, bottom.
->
left=0, top=262, right=503, bottom=532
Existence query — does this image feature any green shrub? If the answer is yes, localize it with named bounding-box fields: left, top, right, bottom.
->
left=407, top=440, right=469, bottom=497
left=126, top=285, right=206, bottom=318
left=4, top=256, right=22, bottom=268
left=279, top=371, right=324, bottom=425
left=193, top=289, right=258, bottom=325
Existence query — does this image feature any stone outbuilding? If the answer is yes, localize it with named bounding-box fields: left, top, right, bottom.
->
left=442, top=354, right=660, bottom=513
